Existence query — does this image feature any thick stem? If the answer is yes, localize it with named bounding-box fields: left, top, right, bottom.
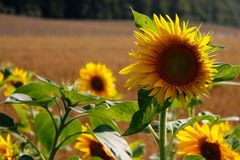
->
left=159, top=108, right=167, bottom=160
left=48, top=102, right=71, bottom=160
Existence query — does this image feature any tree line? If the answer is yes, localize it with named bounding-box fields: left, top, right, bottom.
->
left=1, top=0, right=240, bottom=26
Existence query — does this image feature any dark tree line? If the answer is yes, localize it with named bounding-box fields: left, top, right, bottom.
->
left=1, top=0, right=240, bottom=26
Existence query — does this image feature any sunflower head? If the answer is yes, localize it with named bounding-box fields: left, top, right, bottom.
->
left=120, top=14, right=217, bottom=104
left=0, top=72, right=4, bottom=83
left=176, top=122, right=240, bottom=160
left=2, top=68, right=31, bottom=97
left=74, top=132, right=114, bottom=160
left=79, top=62, right=117, bottom=99
left=0, top=134, right=14, bottom=160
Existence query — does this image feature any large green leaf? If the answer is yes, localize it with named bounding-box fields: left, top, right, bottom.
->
left=59, top=119, right=82, bottom=148
left=86, top=101, right=138, bottom=122
left=213, top=63, right=240, bottom=82
left=61, top=90, right=101, bottom=107
left=131, top=8, right=157, bottom=32
left=123, top=89, right=171, bottom=136
left=90, top=116, right=119, bottom=132
left=167, top=115, right=219, bottom=135
left=34, top=112, right=56, bottom=151
left=94, top=125, right=132, bottom=160
left=183, top=155, right=205, bottom=160
left=0, top=112, right=15, bottom=130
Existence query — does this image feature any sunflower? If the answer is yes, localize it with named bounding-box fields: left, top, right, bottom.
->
left=176, top=123, right=240, bottom=160
left=0, top=72, right=4, bottom=83
left=0, top=134, right=14, bottom=160
left=74, top=127, right=114, bottom=160
left=119, top=14, right=216, bottom=104
left=3, top=68, right=30, bottom=96
left=79, top=62, right=117, bottom=99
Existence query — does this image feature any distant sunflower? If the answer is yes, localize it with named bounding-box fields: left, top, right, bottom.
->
left=0, top=134, right=14, bottom=160
left=79, top=62, right=117, bottom=99
left=176, top=123, right=240, bottom=160
left=3, top=68, right=30, bottom=96
left=0, top=72, right=4, bottom=83
left=74, top=128, right=114, bottom=160
left=119, top=14, right=216, bottom=104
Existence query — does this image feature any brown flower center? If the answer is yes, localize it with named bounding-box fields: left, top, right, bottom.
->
left=157, top=46, right=199, bottom=85
left=200, top=141, right=221, bottom=160
left=90, top=76, right=104, bottom=92
left=90, top=140, right=114, bottom=160
left=11, top=81, right=23, bottom=88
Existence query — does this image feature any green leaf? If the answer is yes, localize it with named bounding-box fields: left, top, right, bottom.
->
left=131, top=8, right=157, bottom=32
left=34, top=112, right=56, bottom=151
left=86, top=101, right=138, bottom=122
left=69, top=155, right=81, bottom=160
left=183, top=155, right=205, bottom=160
left=19, top=155, right=34, bottom=160
left=5, top=93, right=55, bottom=107
left=207, top=44, right=225, bottom=54
left=129, top=141, right=145, bottom=160
left=123, top=89, right=171, bottom=136
left=228, top=127, right=240, bottom=151
left=167, top=115, right=219, bottom=135
left=90, top=116, right=119, bottom=132
left=61, top=90, right=100, bottom=107
left=94, top=125, right=132, bottom=160
left=0, top=112, right=15, bottom=129
left=59, top=119, right=82, bottom=148
left=213, top=64, right=240, bottom=82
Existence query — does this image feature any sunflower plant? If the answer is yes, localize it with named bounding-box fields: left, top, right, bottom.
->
left=119, top=9, right=240, bottom=160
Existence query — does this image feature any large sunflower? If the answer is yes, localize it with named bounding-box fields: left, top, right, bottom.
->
left=119, top=14, right=216, bottom=104
left=79, top=62, right=117, bottom=99
left=176, top=123, right=240, bottom=160
left=0, top=134, right=14, bottom=160
left=74, top=132, right=114, bottom=160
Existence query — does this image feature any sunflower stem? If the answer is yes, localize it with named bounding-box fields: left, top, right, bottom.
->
left=159, top=108, right=167, bottom=160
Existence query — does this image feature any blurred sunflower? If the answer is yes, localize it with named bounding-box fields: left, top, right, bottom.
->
left=3, top=68, right=31, bottom=96
left=176, top=122, right=240, bottom=160
left=119, top=14, right=216, bottom=104
left=0, top=134, right=14, bottom=160
left=74, top=127, right=114, bottom=160
left=0, top=72, right=4, bottom=83
left=79, top=62, right=117, bottom=99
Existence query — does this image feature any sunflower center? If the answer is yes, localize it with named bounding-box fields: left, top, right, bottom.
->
left=11, top=81, right=23, bottom=88
left=90, top=140, right=113, bottom=160
left=200, top=141, right=221, bottom=160
left=90, top=76, right=104, bottom=92
left=157, top=46, right=199, bottom=85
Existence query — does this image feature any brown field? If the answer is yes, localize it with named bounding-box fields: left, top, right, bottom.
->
left=0, top=14, right=240, bottom=159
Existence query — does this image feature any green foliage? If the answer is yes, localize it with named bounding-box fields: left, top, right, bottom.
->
left=34, top=112, right=56, bottom=152
left=93, top=125, right=132, bottom=160
left=183, top=155, right=206, bottom=160
left=123, top=89, right=171, bottom=136
left=19, top=155, right=34, bottom=160
left=131, top=8, right=157, bottom=32
left=213, top=63, right=240, bottom=82
left=167, top=115, right=219, bottom=135
left=59, top=119, right=82, bottom=148
left=228, top=127, right=240, bottom=151
left=129, top=141, right=145, bottom=160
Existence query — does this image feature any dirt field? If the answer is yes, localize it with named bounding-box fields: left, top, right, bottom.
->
left=0, top=14, right=240, bottom=159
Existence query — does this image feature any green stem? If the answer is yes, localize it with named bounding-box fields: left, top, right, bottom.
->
left=48, top=100, right=71, bottom=160
left=159, top=108, right=167, bottom=160
left=13, top=131, right=46, bottom=160
left=147, top=124, right=160, bottom=145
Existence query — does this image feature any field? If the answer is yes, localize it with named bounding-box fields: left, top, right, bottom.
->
left=0, top=14, right=240, bottom=158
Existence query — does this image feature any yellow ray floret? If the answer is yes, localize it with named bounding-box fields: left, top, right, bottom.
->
left=176, top=122, right=240, bottom=160
left=79, top=62, right=117, bottom=99
left=120, top=14, right=217, bottom=104
left=0, top=134, right=14, bottom=160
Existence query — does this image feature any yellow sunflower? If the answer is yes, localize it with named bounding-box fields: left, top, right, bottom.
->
left=0, top=134, right=14, bottom=160
left=119, top=14, right=216, bottom=104
left=79, top=62, right=117, bottom=99
left=74, top=127, right=114, bottom=160
left=176, top=123, right=240, bottom=160
left=3, top=68, right=30, bottom=96
left=0, top=72, right=4, bottom=83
